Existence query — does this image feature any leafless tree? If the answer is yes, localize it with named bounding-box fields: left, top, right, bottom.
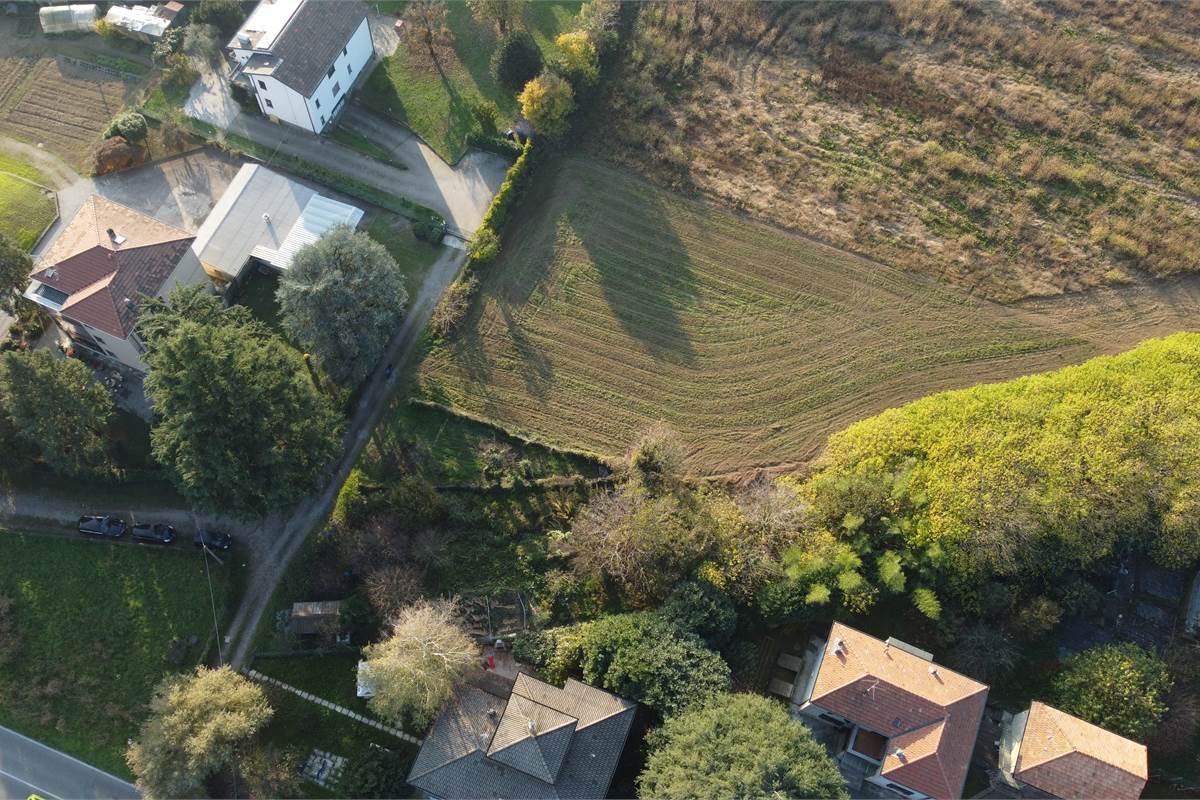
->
left=363, top=600, right=480, bottom=729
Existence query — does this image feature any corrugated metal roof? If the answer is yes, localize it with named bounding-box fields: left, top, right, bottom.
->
left=193, top=164, right=363, bottom=280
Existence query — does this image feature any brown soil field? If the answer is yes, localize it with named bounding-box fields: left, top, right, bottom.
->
left=599, top=1, right=1200, bottom=302
left=415, top=158, right=1200, bottom=477
left=0, top=18, right=149, bottom=169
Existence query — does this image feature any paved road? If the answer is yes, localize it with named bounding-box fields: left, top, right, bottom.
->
left=223, top=246, right=467, bottom=668
left=183, top=67, right=508, bottom=236
left=0, top=725, right=138, bottom=800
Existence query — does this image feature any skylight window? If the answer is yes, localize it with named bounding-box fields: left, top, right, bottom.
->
left=35, top=283, right=69, bottom=306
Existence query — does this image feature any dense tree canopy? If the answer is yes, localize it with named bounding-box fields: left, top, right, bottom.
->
left=126, top=666, right=272, bottom=799
left=0, top=349, right=113, bottom=477
left=0, top=234, right=32, bottom=315
left=467, top=0, right=526, bottom=35
left=139, top=285, right=342, bottom=517
left=638, top=693, right=848, bottom=800
left=1050, top=643, right=1172, bottom=741
left=278, top=226, right=408, bottom=387
left=515, top=612, right=730, bottom=718
left=491, top=29, right=543, bottom=91
left=659, top=579, right=737, bottom=648
left=554, top=31, right=599, bottom=86
left=363, top=600, right=479, bottom=729
left=518, top=71, right=575, bottom=138
left=794, top=334, right=1200, bottom=612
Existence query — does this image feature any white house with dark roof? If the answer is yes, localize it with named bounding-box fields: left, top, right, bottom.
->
left=408, top=673, right=636, bottom=799
left=228, top=0, right=374, bottom=133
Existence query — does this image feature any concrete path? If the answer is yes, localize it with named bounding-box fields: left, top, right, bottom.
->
left=223, top=246, right=467, bottom=669
left=0, top=725, right=139, bottom=800
left=183, top=67, right=508, bottom=236
left=243, top=669, right=422, bottom=745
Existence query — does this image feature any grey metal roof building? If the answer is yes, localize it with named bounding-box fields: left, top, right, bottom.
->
left=409, top=674, right=637, bottom=800
left=191, top=163, right=363, bottom=284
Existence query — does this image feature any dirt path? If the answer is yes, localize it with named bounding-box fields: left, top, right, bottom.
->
left=223, top=246, right=466, bottom=668
left=0, top=136, right=80, bottom=189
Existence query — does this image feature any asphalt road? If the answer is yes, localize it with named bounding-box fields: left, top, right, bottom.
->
left=0, top=726, right=138, bottom=799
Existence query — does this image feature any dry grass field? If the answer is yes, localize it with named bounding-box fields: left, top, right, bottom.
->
left=415, top=158, right=1200, bottom=476
left=0, top=20, right=148, bottom=169
left=600, top=0, right=1200, bottom=301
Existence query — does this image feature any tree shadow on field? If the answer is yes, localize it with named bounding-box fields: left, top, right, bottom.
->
left=500, top=303, right=554, bottom=400
left=571, top=167, right=699, bottom=367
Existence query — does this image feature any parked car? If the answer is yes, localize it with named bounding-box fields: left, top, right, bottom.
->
left=194, top=528, right=232, bottom=551
left=132, top=523, right=176, bottom=545
left=78, top=515, right=126, bottom=537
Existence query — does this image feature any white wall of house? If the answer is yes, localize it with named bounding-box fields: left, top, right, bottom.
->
left=301, top=16, right=373, bottom=132
left=247, top=16, right=373, bottom=134
left=58, top=316, right=147, bottom=373
left=251, top=73, right=314, bottom=130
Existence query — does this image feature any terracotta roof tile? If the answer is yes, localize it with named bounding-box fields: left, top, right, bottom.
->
left=1014, top=702, right=1147, bottom=800
left=810, top=623, right=988, bottom=800
left=30, top=196, right=194, bottom=337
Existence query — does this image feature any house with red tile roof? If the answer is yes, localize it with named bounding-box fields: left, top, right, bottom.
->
left=792, top=622, right=989, bottom=800
left=24, top=195, right=204, bottom=373
left=998, top=701, right=1148, bottom=800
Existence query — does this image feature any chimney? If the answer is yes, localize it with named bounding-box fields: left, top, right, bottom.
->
left=527, top=719, right=537, bottom=735
left=893, top=748, right=906, bottom=762
left=929, top=666, right=939, bottom=678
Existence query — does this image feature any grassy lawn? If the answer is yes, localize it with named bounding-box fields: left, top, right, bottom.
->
left=254, top=651, right=366, bottom=711
left=0, top=532, right=237, bottom=777
left=363, top=400, right=605, bottom=485
left=361, top=1, right=580, bottom=162
left=0, top=152, right=55, bottom=250
left=365, top=213, right=445, bottom=296
left=412, top=155, right=1128, bottom=476
left=327, top=124, right=408, bottom=170
left=259, top=685, right=418, bottom=797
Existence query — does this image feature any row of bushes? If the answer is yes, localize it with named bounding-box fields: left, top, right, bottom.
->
left=473, top=138, right=536, bottom=259
left=464, top=131, right=524, bottom=159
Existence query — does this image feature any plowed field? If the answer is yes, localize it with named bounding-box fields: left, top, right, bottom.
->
left=415, top=158, right=1200, bottom=476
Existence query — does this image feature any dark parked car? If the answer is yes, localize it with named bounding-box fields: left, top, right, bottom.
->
left=79, top=515, right=126, bottom=538
left=194, top=529, right=232, bottom=551
left=132, top=523, right=176, bottom=545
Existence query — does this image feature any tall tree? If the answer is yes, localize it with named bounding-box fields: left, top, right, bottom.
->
left=277, top=226, right=408, bottom=387
left=467, top=0, right=526, bottom=35
left=0, top=234, right=32, bottom=315
left=1051, top=643, right=1172, bottom=741
left=140, top=285, right=342, bottom=518
left=126, top=666, right=273, bottom=799
left=363, top=600, right=479, bottom=729
left=638, top=693, right=848, bottom=800
left=405, top=0, right=452, bottom=64
left=518, top=71, right=575, bottom=138
left=0, top=349, right=113, bottom=477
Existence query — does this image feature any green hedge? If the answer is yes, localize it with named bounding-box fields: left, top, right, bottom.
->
left=466, top=139, right=536, bottom=269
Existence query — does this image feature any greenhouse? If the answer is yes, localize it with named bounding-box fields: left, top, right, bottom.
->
left=38, top=4, right=98, bottom=34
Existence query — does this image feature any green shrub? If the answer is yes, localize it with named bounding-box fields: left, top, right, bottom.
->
left=103, top=111, right=148, bottom=142
left=468, top=226, right=500, bottom=264
left=471, top=99, right=501, bottom=136
left=490, top=30, right=543, bottom=92
left=162, top=53, right=199, bottom=90
left=332, top=468, right=385, bottom=531
left=1051, top=643, right=1171, bottom=741
left=659, top=580, right=737, bottom=647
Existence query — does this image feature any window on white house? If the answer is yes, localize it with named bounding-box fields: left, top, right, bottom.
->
left=264, top=98, right=273, bottom=108
left=333, top=82, right=341, bottom=96
left=315, top=98, right=321, bottom=109
left=327, top=64, right=335, bottom=79
left=257, top=79, right=266, bottom=90
left=342, top=46, right=348, bottom=56
left=346, top=63, right=351, bottom=74
left=320, top=114, right=326, bottom=125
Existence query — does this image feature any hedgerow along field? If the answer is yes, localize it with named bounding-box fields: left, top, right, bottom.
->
left=414, top=157, right=1200, bottom=477
left=0, top=533, right=234, bottom=777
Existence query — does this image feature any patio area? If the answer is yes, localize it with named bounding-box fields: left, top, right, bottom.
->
left=34, top=324, right=152, bottom=419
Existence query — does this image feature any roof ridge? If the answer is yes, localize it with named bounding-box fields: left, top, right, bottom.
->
left=59, top=270, right=116, bottom=308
